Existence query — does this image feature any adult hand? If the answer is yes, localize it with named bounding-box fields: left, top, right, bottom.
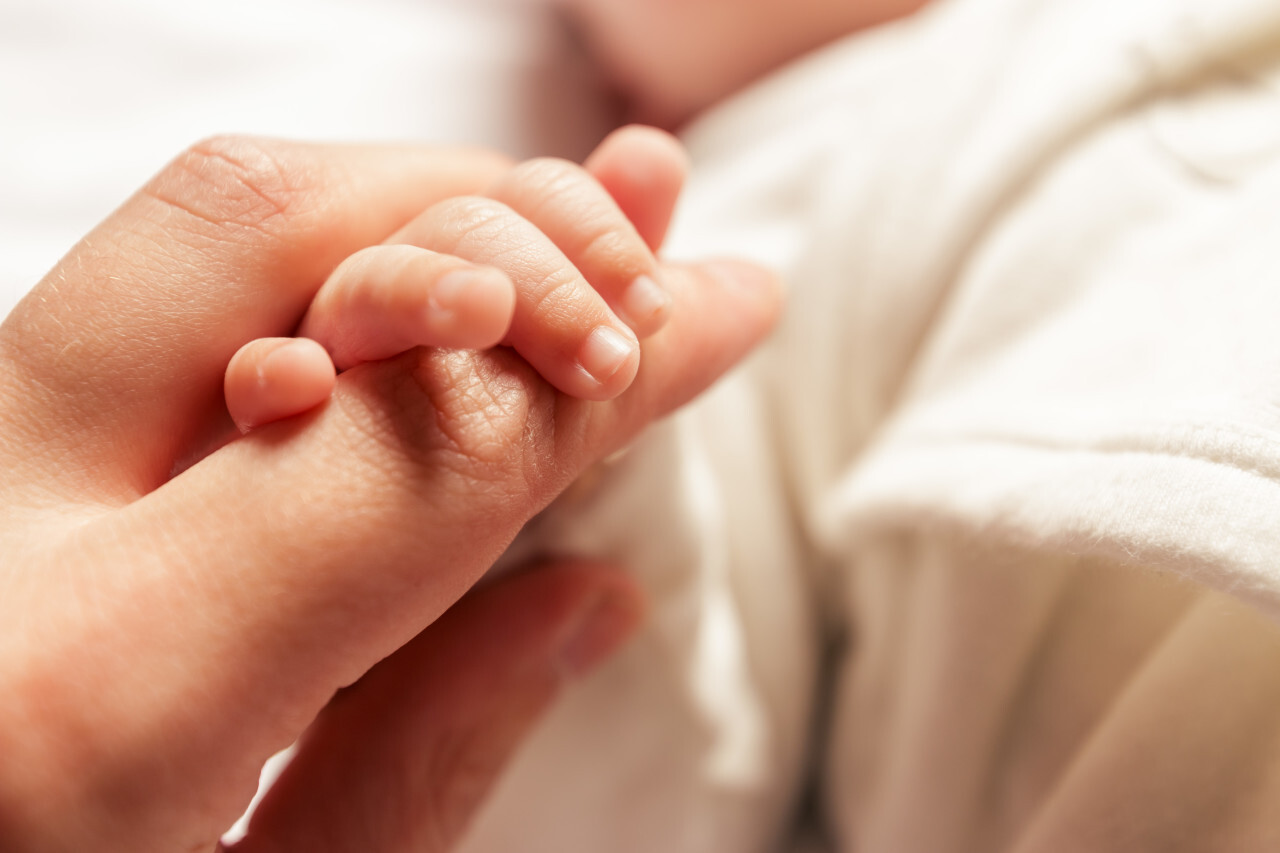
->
left=0, top=135, right=780, bottom=851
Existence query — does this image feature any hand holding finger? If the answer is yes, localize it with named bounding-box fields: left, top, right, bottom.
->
left=0, top=134, right=780, bottom=853
left=0, top=137, right=514, bottom=503
left=223, top=128, right=690, bottom=429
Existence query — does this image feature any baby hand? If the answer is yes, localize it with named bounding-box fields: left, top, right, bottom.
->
left=225, top=126, right=688, bottom=431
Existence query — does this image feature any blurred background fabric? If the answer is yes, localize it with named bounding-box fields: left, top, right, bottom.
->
left=0, top=0, right=614, bottom=318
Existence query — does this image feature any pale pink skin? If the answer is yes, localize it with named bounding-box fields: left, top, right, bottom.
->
left=225, top=125, right=689, bottom=432
left=563, top=0, right=936, bottom=128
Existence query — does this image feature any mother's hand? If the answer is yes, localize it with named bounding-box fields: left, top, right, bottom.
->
left=0, top=137, right=780, bottom=851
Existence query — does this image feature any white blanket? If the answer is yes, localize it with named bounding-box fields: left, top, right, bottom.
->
left=0, top=0, right=610, bottom=318
left=464, top=0, right=1280, bottom=849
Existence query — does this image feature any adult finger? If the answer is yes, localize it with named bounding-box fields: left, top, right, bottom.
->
left=229, top=560, right=644, bottom=853
left=0, top=137, right=512, bottom=502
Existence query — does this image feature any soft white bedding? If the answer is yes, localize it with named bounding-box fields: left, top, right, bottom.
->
left=0, top=0, right=612, bottom=318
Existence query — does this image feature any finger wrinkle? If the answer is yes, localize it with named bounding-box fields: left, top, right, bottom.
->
left=141, top=135, right=316, bottom=243
left=491, top=157, right=583, bottom=212
left=320, top=350, right=541, bottom=511
left=573, top=221, right=650, bottom=279
left=417, top=350, right=570, bottom=515
left=411, top=351, right=537, bottom=477
left=428, top=198, right=531, bottom=263
left=520, top=265, right=594, bottom=331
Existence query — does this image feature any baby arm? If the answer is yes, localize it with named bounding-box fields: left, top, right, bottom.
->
left=225, top=126, right=688, bottom=431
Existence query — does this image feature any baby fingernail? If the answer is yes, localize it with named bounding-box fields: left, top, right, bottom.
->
left=578, top=325, right=637, bottom=385
left=259, top=338, right=330, bottom=388
left=261, top=338, right=312, bottom=376
left=621, top=274, right=671, bottom=329
left=432, top=267, right=509, bottom=313
left=428, top=269, right=472, bottom=318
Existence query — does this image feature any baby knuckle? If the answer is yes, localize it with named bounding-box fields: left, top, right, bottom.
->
left=337, top=349, right=565, bottom=505
left=502, top=156, right=584, bottom=200
left=501, top=159, right=646, bottom=272
left=426, top=196, right=528, bottom=258
left=575, top=215, right=643, bottom=269
left=143, top=135, right=315, bottom=238
left=499, top=157, right=603, bottom=225
left=412, top=352, right=545, bottom=479
left=524, top=265, right=589, bottom=326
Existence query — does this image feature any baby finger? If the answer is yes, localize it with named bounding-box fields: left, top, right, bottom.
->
left=298, top=244, right=517, bottom=371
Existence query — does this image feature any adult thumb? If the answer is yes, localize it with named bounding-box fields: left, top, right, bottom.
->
left=226, top=560, right=645, bottom=853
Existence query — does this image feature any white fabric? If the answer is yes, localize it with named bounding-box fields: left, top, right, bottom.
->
left=0, top=0, right=611, bottom=320
left=463, top=0, right=1280, bottom=849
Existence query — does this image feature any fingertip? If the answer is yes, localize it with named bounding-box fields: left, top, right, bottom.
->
left=426, top=264, right=517, bottom=349
left=586, top=125, right=690, bottom=181
left=585, top=125, right=689, bottom=252
left=573, top=325, right=641, bottom=401
left=225, top=337, right=336, bottom=433
left=267, top=336, right=338, bottom=393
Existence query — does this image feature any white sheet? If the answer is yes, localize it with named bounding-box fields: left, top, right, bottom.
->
left=0, top=0, right=612, bottom=319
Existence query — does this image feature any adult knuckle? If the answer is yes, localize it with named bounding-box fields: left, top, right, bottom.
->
left=418, top=731, right=498, bottom=850
left=415, top=675, right=558, bottom=851
left=143, top=135, right=315, bottom=239
left=428, top=727, right=497, bottom=798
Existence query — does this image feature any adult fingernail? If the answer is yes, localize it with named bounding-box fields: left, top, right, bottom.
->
left=620, top=274, right=671, bottom=330
left=577, top=325, right=638, bottom=386
left=558, top=589, right=643, bottom=677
